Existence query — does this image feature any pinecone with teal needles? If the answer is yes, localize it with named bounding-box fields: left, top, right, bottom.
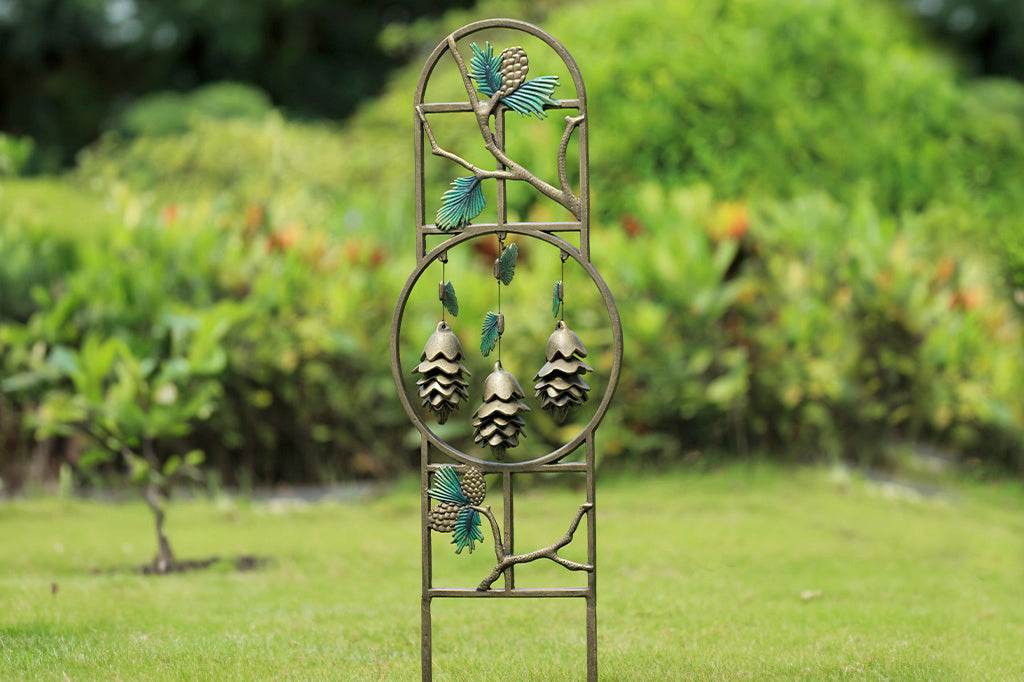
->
left=428, top=501, right=462, bottom=533
left=427, top=466, right=486, bottom=554
left=497, top=46, right=529, bottom=96
left=459, top=467, right=486, bottom=505
left=534, top=320, right=592, bottom=424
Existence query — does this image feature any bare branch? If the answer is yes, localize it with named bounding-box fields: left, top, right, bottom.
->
left=440, top=36, right=582, bottom=219
left=476, top=504, right=506, bottom=565
left=417, top=106, right=515, bottom=181
left=558, top=114, right=585, bottom=197
left=472, top=502, right=594, bottom=591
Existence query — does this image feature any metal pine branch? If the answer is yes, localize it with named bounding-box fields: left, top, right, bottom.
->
left=472, top=502, right=594, bottom=591
left=429, top=35, right=582, bottom=219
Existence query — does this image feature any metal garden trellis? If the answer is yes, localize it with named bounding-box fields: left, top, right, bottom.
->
left=389, top=18, right=622, bottom=681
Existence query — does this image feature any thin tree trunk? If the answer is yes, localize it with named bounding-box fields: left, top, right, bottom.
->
left=142, top=437, right=175, bottom=574
left=145, top=482, right=175, bottom=573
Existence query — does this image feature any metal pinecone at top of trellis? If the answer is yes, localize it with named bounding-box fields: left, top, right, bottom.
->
left=473, top=361, right=530, bottom=460
left=412, top=321, right=471, bottom=425
left=535, top=320, right=592, bottom=424
left=497, top=46, right=529, bottom=96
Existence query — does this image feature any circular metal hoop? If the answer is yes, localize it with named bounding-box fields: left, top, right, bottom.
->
left=390, top=227, right=622, bottom=470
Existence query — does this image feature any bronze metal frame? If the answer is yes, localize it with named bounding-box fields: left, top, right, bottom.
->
left=390, top=18, right=622, bottom=681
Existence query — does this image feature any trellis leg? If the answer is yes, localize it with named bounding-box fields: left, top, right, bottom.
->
left=586, top=432, right=597, bottom=681
left=421, top=437, right=433, bottom=681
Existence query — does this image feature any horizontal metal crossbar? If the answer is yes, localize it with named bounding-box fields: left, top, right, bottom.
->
left=428, top=587, right=590, bottom=598
left=419, top=99, right=582, bottom=113
left=420, top=221, right=582, bottom=235
left=425, top=461, right=588, bottom=474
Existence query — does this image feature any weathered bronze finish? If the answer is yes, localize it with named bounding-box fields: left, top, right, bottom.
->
left=473, top=361, right=529, bottom=460
left=413, top=321, right=471, bottom=425
left=390, top=18, right=622, bottom=682
left=535, top=320, right=593, bottom=424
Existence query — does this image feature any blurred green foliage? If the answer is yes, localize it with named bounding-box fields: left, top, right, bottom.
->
left=594, top=186, right=1024, bottom=471
left=3, top=0, right=1024, bottom=489
left=116, top=82, right=273, bottom=137
left=0, top=0, right=473, bottom=169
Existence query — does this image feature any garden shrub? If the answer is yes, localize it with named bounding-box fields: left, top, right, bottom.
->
left=5, top=0, right=1024, bottom=486
left=116, top=82, right=273, bottom=137
left=1, top=153, right=412, bottom=485
left=382, top=0, right=1024, bottom=287
left=594, top=186, right=1024, bottom=471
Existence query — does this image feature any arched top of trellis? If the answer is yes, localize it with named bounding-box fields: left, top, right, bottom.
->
left=413, top=18, right=587, bottom=111
left=412, top=18, right=591, bottom=262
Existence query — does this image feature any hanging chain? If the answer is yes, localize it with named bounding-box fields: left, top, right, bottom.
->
left=496, top=234, right=504, bottom=361
left=560, top=249, right=569, bottom=321
left=440, top=250, right=448, bottom=324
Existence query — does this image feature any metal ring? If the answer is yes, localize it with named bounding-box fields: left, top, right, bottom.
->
left=390, top=226, right=622, bottom=470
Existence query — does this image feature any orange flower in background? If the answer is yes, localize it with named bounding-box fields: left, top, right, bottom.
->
left=344, top=240, right=362, bottom=263
left=620, top=213, right=644, bottom=239
left=369, top=247, right=387, bottom=267
left=161, top=204, right=179, bottom=225
left=933, top=257, right=957, bottom=287
left=722, top=202, right=749, bottom=240
left=244, top=203, right=265, bottom=235
left=708, top=200, right=749, bottom=242
left=266, top=223, right=299, bottom=253
left=949, top=288, right=984, bottom=312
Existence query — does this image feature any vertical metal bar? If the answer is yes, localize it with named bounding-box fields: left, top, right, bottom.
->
left=496, top=108, right=507, bottom=228
left=422, top=595, right=433, bottom=681
left=502, top=470, right=515, bottom=590
left=421, top=437, right=433, bottom=681
left=415, top=105, right=426, bottom=261
left=578, top=105, right=590, bottom=262
left=586, top=433, right=597, bottom=681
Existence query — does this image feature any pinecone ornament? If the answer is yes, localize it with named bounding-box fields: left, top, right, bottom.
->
left=412, top=321, right=471, bottom=424
left=427, top=465, right=486, bottom=554
left=497, top=46, right=529, bottom=96
left=428, top=500, right=461, bottom=533
left=534, top=320, right=593, bottom=424
left=459, top=466, right=487, bottom=505
left=473, top=361, right=530, bottom=460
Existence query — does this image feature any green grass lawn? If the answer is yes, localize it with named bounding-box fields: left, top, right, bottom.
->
left=2, top=465, right=1024, bottom=680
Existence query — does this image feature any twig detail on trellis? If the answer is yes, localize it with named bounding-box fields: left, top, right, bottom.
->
left=471, top=502, right=594, bottom=591
left=415, top=36, right=584, bottom=221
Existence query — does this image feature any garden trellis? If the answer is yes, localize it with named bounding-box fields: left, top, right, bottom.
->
left=390, top=18, right=622, bottom=681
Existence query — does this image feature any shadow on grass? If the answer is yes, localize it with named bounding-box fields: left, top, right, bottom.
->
left=89, top=555, right=272, bottom=576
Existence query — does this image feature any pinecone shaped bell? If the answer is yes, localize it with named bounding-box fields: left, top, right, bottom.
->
left=473, top=361, right=530, bottom=460
left=534, top=320, right=593, bottom=424
left=497, top=46, right=529, bottom=96
left=412, top=321, right=471, bottom=424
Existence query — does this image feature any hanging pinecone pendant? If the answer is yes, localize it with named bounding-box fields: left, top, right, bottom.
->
left=473, top=361, right=530, bottom=460
left=534, top=320, right=593, bottom=424
left=497, top=46, right=528, bottom=96
left=412, top=321, right=471, bottom=424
